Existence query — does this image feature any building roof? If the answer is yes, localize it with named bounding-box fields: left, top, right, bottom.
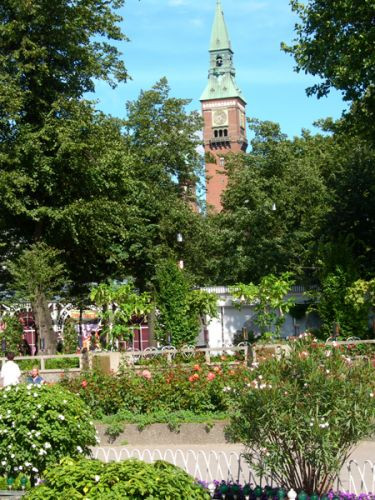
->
left=200, top=1, right=246, bottom=103
left=210, top=0, right=231, bottom=51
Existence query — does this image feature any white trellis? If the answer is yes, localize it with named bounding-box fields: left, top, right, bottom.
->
left=92, top=448, right=374, bottom=495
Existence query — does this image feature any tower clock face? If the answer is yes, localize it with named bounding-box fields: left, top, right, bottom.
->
left=213, top=109, right=228, bottom=126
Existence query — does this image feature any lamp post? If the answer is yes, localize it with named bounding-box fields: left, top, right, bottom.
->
left=177, top=233, right=184, bottom=269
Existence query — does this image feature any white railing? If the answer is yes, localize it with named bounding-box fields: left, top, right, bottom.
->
left=1, top=339, right=374, bottom=373
left=92, top=448, right=375, bottom=495
left=0, top=353, right=82, bottom=372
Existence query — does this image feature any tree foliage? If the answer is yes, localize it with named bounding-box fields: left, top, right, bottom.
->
left=7, top=243, right=68, bottom=352
left=154, top=260, right=217, bottom=347
left=283, top=0, right=375, bottom=138
left=90, top=281, right=153, bottom=347
left=231, top=273, right=295, bottom=340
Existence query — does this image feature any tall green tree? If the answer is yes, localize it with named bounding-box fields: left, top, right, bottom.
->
left=282, top=0, right=375, bottom=138
left=120, top=78, right=204, bottom=289
left=7, top=243, right=68, bottom=353
left=0, top=0, right=131, bottom=329
left=214, top=119, right=333, bottom=283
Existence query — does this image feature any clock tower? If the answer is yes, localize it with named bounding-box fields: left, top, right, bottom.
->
left=201, top=0, right=247, bottom=212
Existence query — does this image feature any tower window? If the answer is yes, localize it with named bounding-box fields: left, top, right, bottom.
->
left=224, top=129, right=228, bottom=137
left=219, top=129, right=223, bottom=137
left=216, top=55, right=223, bottom=67
left=214, top=130, right=218, bottom=138
left=219, top=157, right=225, bottom=167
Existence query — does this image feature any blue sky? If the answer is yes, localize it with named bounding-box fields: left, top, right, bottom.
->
left=91, top=0, right=347, bottom=138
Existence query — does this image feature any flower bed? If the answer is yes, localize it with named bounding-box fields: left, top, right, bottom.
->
left=199, top=481, right=375, bottom=499
left=60, top=361, right=250, bottom=418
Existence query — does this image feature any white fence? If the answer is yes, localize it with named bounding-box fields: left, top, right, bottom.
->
left=92, top=448, right=375, bottom=495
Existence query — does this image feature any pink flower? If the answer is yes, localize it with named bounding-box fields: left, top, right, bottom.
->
left=207, top=372, right=216, bottom=381
left=81, top=380, right=88, bottom=389
left=193, top=364, right=201, bottom=372
left=141, top=369, right=152, bottom=380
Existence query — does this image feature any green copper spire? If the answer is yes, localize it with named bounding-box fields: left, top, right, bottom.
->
left=210, top=0, right=231, bottom=51
left=201, top=0, right=246, bottom=102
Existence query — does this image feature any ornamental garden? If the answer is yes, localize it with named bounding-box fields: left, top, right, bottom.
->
left=0, top=335, right=374, bottom=498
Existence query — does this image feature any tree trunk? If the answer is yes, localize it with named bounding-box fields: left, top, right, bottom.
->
left=32, top=291, right=56, bottom=354
left=147, top=309, right=158, bottom=347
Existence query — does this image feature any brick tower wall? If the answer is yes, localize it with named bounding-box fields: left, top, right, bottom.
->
left=202, top=98, right=247, bottom=212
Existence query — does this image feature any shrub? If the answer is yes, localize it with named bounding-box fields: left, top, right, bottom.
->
left=60, top=362, right=248, bottom=418
left=225, top=334, right=375, bottom=495
left=0, top=384, right=97, bottom=481
left=62, top=319, right=78, bottom=354
left=44, top=356, right=80, bottom=369
left=25, top=457, right=210, bottom=499
left=0, top=315, right=24, bottom=353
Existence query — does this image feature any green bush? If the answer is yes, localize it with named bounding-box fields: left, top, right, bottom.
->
left=62, top=320, right=78, bottom=354
left=0, top=384, right=97, bottom=481
left=60, top=362, right=247, bottom=418
left=0, top=315, right=24, bottom=354
left=25, top=457, right=210, bottom=499
left=18, top=359, right=40, bottom=371
left=44, top=356, right=80, bottom=369
left=225, top=334, right=375, bottom=494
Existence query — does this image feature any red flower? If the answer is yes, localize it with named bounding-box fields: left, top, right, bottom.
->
left=207, top=372, right=216, bottom=381
left=193, top=364, right=201, bottom=371
left=81, top=380, right=88, bottom=389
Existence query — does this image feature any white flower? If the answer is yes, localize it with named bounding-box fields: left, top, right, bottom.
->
left=95, top=436, right=101, bottom=444
left=326, top=370, right=330, bottom=374
left=37, top=404, right=42, bottom=409
left=1, top=461, right=6, bottom=466
left=33, top=392, right=38, bottom=397
left=63, top=400, right=67, bottom=404
left=58, top=415, right=65, bottom=421
left=19, top=466, right=23, bottom=471
left=32, top=467, right=38, bottom=473
left=44, top=442, right=51, bottom=449
left=370, top=393, right=374, bottom=398
left=94, top=475, right=100, bottom=482
left=77, top=446, right=83, bottom=453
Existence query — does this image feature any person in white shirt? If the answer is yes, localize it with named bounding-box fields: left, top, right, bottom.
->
left=0, top=352, right=21, bottom=387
